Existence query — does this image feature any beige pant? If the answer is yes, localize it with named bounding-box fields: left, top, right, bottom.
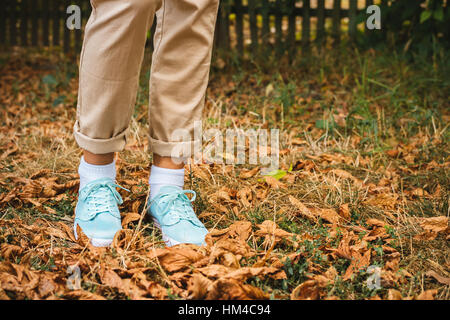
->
left=73, top=0, right=219, bottom=157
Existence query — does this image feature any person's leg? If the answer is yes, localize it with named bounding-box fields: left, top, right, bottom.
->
left=73, top=0, right=161, bottom=247
left=147, top=0, right=220, bottom=247
left=148, top=0, right=219, bottom=159
left=78, top=151, right=115, bottom=191
left=74, top=0, right=160, bottom=155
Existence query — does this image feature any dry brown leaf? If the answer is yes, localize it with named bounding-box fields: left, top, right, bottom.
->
left=237, top=187, right=253, bottom=207
left=338, top=203, right=351, bottom=220
left=419, top=216, right=448, bottom=234
left=149, top=246, right=205, bottom=273
left=239, top=167, right=259, bottom=179
left=292, top=159, right=315, bottom=172
left=58, top=222, right=77, bottom=242
left=0, top=288, right=10, bottom=300
left=63, top=290, right=106, bottom=300
left=223, top=267, right=286, bottom=281
left=44, top=227, right=68, bottom=240
left=416, top=289, right=437, bottom=300
left=386, top=149, right=400, bottom=158
left=205, top=279, right=269, bottom=300
left=207, top=220, right=252, bottom=243
left=409, top=188, right=429, bottom=197
left=255, top=220, right=296, bottom=245
left=0, top=243, right=23, bottom=260
left=387, top=289, right=403, bottom=300
left=425, top=270, right=450, bottom=286
left=121, top=212, right=142, bottom=228
left=366, top=218, right=388, bottom=228
left=329, top=169, right=362, bottom=185
left=221, top=252, right=240, bottom=268
left=288, top=195, right=317, bottom=221
left=147, top=282, right=168, bottom=299
left=187, top=273, right=213, bottom=299
left=290, top=280, right=320, bottom=300
left=264, top=176, right=286, bottom=189
left=291, top=138, right=307, bottom=145
left=38, top=277, right=57, bottom=298
left=191, top=165, right=209, bottom=181
left=100, top=269, right=124, bottom=291
left=343, top=249, right=372, bottom=280
left=310, top=208, right=341, bottom=225
left=414, top=231, right=438, bottom=241
left=207, top=238, right=254, bottom=260
left=364, top=193, right=399, bottom=210
left=75, top=224, right=91, bottom=247
left=196, top=264, right=231, bottom=278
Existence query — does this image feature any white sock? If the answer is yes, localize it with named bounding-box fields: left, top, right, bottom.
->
left=78, top=156, right=116, bottom=190
left=149, top=165, right=185, bottom=200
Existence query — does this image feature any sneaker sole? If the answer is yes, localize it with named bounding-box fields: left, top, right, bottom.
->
left=152, top=218, right=181, bottom=247
left=73, top=223, right=113, bottom=248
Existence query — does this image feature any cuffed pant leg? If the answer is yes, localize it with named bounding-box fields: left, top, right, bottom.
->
left=148, top=0, right=220, bottom=158
left=74, top=0, right=161, bottom=154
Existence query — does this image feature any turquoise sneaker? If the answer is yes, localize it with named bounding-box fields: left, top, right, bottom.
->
left=148, top=186, right=208, bottom=247
left=74, top=178, right=129, bottom=247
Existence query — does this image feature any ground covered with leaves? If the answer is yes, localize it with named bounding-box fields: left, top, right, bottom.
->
left=0, top=46, right=449, bottom=300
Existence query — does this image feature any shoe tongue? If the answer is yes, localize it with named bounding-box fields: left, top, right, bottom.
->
left=156, top=186, right=188, bottom=209
left=86, top=177, right=114, bottom=187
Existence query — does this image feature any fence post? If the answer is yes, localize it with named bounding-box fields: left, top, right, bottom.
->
left=261, top=0, right=270, bottom=47
left=223, top=1, right=230, bottom=50
left=10, top=0, right=17, bottom=46
left=316, top=0, right=325, bottom=46
left=215, top=1, right=230, bottom=51
left=287, top=0, right=296, bottom=59
left=275, top=0, right=283, bottom=57
left=43, top=0, right=49, bottom=46
left=31, top=0, right=39, bottom=46
left=302, top=0, right=310, bottom=49
left=20, top=0, right=28, bottom=46
left=52, top=0, right=60, bottom=46
left=349, top=0, right=357, bottom=41
left=332, top=0, right=341, bottom=45
left=248, top=0, right=258, bottom=56
left=235, top=0, right=244, bottom=55
left=64, top=0, right=71, bottom=52
left=365, top=0, right=374, bottom=34
left=0, top=0, right=5, bottom=45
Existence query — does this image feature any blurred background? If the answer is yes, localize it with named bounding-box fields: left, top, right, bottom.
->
left=0, top=0, right=448, bottom=57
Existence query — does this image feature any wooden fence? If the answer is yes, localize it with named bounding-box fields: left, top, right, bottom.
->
left=0, top=0, right=375, bottom=56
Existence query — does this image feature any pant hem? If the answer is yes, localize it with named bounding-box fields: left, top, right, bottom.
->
left=73, top=121, right=128, bottom=154
left=149, top=135, right=200, bottom=159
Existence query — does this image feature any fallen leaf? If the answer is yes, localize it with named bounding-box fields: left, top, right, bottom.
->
left=255, top=220, right=296, bottom=246
left=264, top=176, right=286, bottom=189
left=187, top=273, right=213, bottom=299
left=310, top=208, right=341, bottom=225
left=338, top=203, right=351, bottom=220
left=206, top=279, right=269, bottom=300
left=239, top=167, right=259, bottom=179
left=416, top=289, right=437, bottom=300
left=424, top=270, right=450, bottom=285
left=288, top=195, right=317, bottom=221
left=420, top=216, right=448, bottom=233
left=290, top=280, right=320, bottom=300
left=121, top=212, right=141, bottom=228
left=387, top=289, right=403, bottom=300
